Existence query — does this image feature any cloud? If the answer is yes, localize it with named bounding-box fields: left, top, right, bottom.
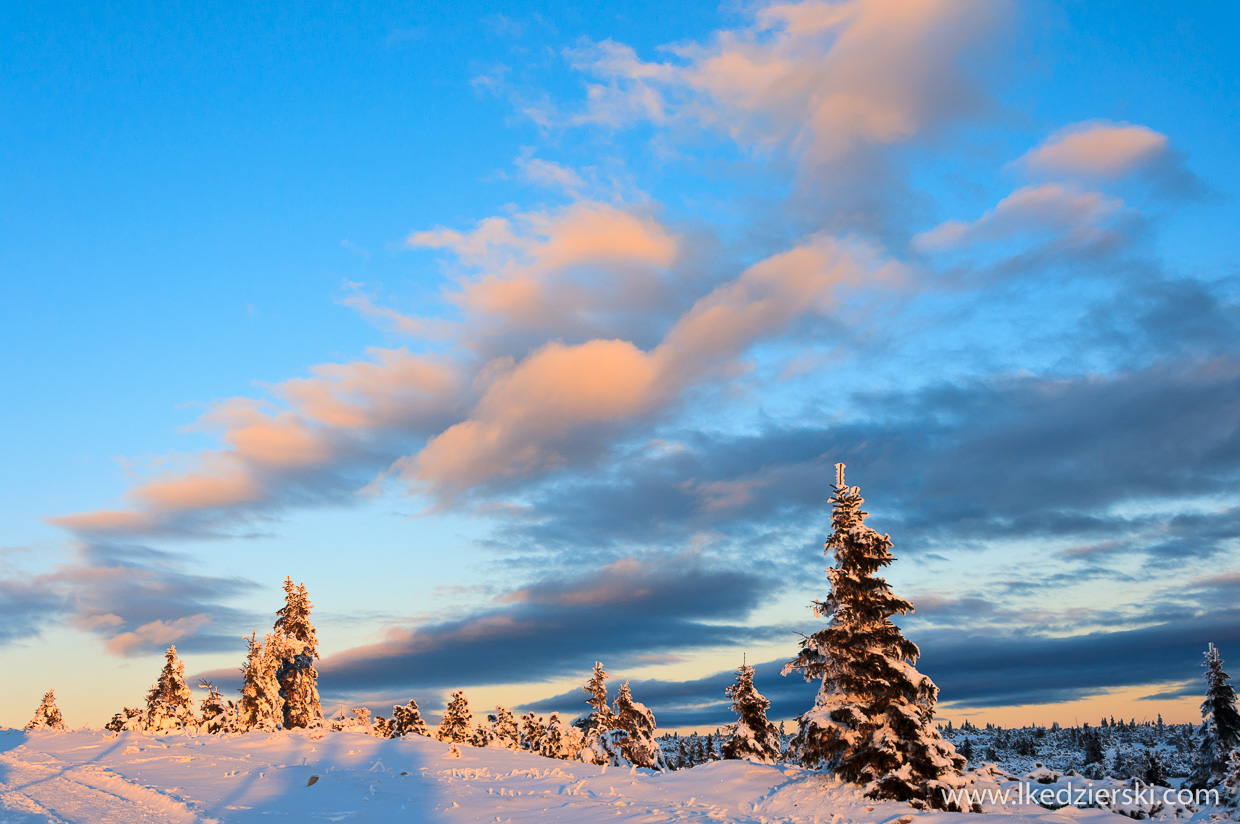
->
left=481, top=350, right=1240, bottom=569
left=0, top=577, right=63, bottom=647
left=515, top=155, right=585, bottom=193
left=398, top=235, right=896, bottom=498
left=0, top=543, right=261, bottom=656
left=306, top=552, right=782, bottom=694
left=913, top=183, right=1127, bottom=252
left=103, top=614, right=214, bottom=657
left=1020, top=121, right=1167, bottom=180
left=518, top=596, right=1240, bottom=727
left=567, top=0, right=1010, bottom=168
left=411, top=200, right=683, bottom=355
left=50, top=347, right=463, bottom=538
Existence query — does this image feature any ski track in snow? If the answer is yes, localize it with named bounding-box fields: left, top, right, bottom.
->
left=0, top=730, right=1221, bottom=824
left=0, top=748, right=209, bottom=824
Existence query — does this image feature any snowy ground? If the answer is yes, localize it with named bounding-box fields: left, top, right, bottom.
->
left=0, top=730, right=1226, bottom=824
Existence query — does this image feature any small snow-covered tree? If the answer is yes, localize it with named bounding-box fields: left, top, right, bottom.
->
left=581, top=661, right=615, bottom=734
left=436, top=691, right=473, bottom=743
left=491, top=706, right=520, bottom=749
left=145, top=646, right=197, bottom=732
left=722, top=663, right=782, bottom=764
left=1223, top=749, right=1240, bottom=807
left=521, top=712, right=546, bottom=752
left=237, top=633, right=282, bottom=731
left=1137, top=749, right=1169, bottom=786
left=25, top=689, right=65, bottom=731
left=614, top=681, right=663, bottom=769
left=199, top=682, right=238, bottom=734
left=782, top=465, right=972, bottom=811
left=470, top=720, right=496, bottom=748
left=273, top=578, right=323, bottom=729
left=387, top=699, right=430, bottom=738
left=1190, top=643, right=1240, bottom=789
left=541, top=712, right=572, bottom=759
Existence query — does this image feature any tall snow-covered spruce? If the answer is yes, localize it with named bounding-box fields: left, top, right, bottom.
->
left=273, top=577, right=323, bottom=729
left=782, top=464, right=972, bottom=811
left=722, top=663, right=782, bottom=764
left=1190, top=643, right=1240, bottom=789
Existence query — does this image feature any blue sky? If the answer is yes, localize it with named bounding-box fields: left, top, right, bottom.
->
left=2, top=0, right=1238, bottom=730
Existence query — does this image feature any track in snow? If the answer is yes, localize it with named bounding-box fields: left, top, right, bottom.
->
left=0, top=751, right=212, bottom=824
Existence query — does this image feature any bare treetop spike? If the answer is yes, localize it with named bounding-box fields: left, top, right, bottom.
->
left=836, top=463, right=846, bottom=488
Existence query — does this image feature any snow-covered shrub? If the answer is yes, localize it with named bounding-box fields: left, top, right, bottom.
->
left=105, top=706, right=148, bottom=733
left=26, top=689, right=65, bottom=731
left=436, top=691, right=473, bottom=743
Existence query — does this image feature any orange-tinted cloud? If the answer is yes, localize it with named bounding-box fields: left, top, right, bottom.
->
left=569, top=0, right=1009, bottom=168
left=913, top=183, right=1126, bottom=252
left=50, top=347, right=462, bottom=537
left=401, top=235, right=895, bottom=496
left=1020, top=121, right=1170, bottom=180
left=411, top=201, right=681, bottom=352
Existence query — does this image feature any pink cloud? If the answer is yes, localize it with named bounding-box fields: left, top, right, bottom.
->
left=50, top=347, right=463, bottom=537
left=411, top=200, right=682, bottom=353
left=568, top=0, right=1009, bottom=167
left=1020, top=121, right=1170, bottom=180
left=103, top=614, right=213, bottom=657
left=913, top=183, right=1126, bottom=252
left=400, top=235, right=895, bottom=496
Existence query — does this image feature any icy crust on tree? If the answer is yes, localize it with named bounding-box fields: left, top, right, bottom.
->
left=722, top=663, right=783, bottom=764
left=783, top=467, right=970, bottom=810
left=25, top=689, right=65, bottom=731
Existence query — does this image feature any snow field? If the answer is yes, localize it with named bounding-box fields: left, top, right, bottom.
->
left=4, top=729, right=1225, bottom=824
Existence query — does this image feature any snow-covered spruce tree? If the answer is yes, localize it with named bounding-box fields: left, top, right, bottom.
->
left=199, top=682, right=238, bottom=734
left=722, top=663, right=782, bottom=764
left=273, top=578, right=323, bottom=729
left=1190, top=643, right=1240, bottom=788
left=782, top=464, right=972, bottom=811
left=581, top=661, right=615, bottom=734
left=26, top=689, right=66, bottom=731
left=491, top=706, right=520, bottom=749
left=436, top=691, right=473, bottom=743
left=145, top=646, right=197, bottom=732
left=614, top=681, right=664, bottom=769
left=387, top=699, right=430, bottom=738
left=540, top=712, right=571, bottom=759
left=521, top=712, right=546, bottom=752
left=1223, top=749, right=1240, bottom=808
left=237, top=632, right=283, bottom=731
left=1137, top=749, right=1168, bottom=786
left=471, top=719, right=496, bottom=747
